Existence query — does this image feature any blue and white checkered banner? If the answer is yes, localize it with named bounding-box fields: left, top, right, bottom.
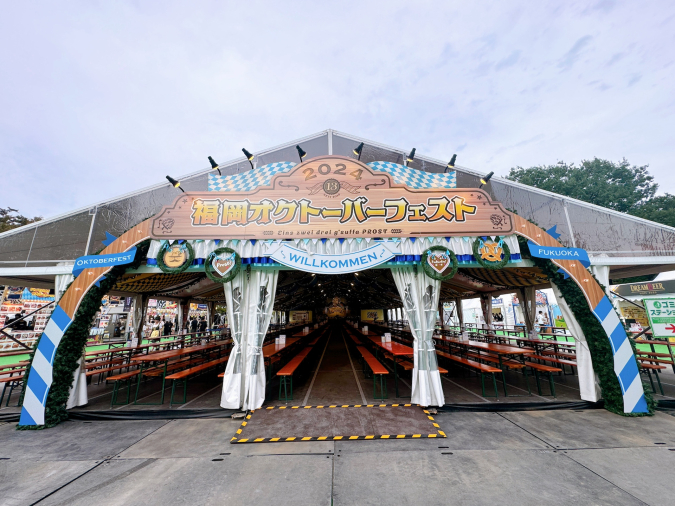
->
left=592, top=296, right=648, bottom=413
left=367, top=161, right=456, bottom=189
left=19, top=305, right=73, bottom=425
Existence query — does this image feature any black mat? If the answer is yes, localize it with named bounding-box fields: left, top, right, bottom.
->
left=231, top=404, right=445, bottom=443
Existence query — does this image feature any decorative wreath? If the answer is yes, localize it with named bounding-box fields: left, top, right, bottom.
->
left=156, top=241, right=195, bottom=274
left=205, top=247, right=241, bottom=284
left=472, top=236, right=510, bottom=270
left=421, top=246, right=459, bottom=281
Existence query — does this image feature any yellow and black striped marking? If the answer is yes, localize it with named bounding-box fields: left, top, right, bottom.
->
left=230, top=405, right=446, bottom=444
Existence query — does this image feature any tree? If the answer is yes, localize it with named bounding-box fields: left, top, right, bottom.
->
left=0, top=207, right=42, bottom=233
left=507, top=158, right=657, bottom=214
left=631, top=194, right=675, bottom=228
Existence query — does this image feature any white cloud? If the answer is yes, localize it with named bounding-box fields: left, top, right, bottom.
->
left=1, top=0, right=674, bottom=218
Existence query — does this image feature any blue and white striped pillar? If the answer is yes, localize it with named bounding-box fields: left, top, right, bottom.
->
left=19, top=305, right=73, bottom=426
left=592, top=296, right=648, bottom=413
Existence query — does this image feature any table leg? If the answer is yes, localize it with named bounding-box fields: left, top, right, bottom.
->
left=134, top=362, right=144, bottom=404
left=160, top=360, right=168, bottom=405
left=394, top=356, right=399, bottom=398
left=498, top=355, right=508, bottom=396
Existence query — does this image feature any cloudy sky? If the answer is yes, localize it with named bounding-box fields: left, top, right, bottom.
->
left=1, top=1, right=674, bottom=219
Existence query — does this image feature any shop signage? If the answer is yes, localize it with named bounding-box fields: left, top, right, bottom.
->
left=361, top=309, right=384, bottom=322
left=527, top=241, right=590, bottom=267
left=643, top=298, right=675, bottom=338
left=613, top=280, right=675, bottom=297
left=72, top=247, right=137, bottom=277
left=269, top=242, right=396, bottom=274
left=150, top=156, right=514, bottom=240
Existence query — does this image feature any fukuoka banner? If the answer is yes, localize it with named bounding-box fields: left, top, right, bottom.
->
left=150, top=156, right=514, bottom=240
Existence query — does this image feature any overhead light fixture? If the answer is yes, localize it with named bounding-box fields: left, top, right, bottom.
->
left=479, top=171, right=494, bottom=188
left=405, top=148, right=416, bottom=166
left=208, top=156, right=221, bottom=175
left=353, top=142, right=364, bottom=161
left=296, top=145, right=307, bottom=162
left=242, top=148, right=254, bottom=170
left=445, top=154, right=457, bottom=173
left=166, top=176, right=185, bottom=192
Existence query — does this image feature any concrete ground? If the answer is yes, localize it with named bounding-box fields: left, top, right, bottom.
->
left=1, top=408, right=675, bottom=505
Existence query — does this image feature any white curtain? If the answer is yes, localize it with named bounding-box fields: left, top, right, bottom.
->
left=220, top=267, right=279, bottom=410
left=242, top=269, right=279, bottom=410
left=550, top=282, right=601, bottom=402
left=220, top=270, right=247, bottom=408
left=390, top=265, right=445, bottom=407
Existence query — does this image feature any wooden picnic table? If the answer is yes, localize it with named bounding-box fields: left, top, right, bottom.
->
left=128, top=341, right=230, bottom=405
left=262, top=338, right=301, bottom=358
left=0, top=349, right=34, bottom=358
left=366, top=335, right=413, bottom=398
left=509, top=336, right=576, bottom=346
left=442, top=338, right=534, bottom=396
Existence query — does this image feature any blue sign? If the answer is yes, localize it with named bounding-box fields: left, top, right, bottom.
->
left=527, top=241, right=590, bottom=267
left=72, top=247, right=137, bottom=277
left=270, top=243, right=395, bottom=274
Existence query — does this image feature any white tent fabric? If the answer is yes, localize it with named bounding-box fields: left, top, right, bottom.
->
left=220, top=270, right=246, bottom=409
left=390, top=266, right=445, bottom=407
left=550, top=281, right=601, bottom=402
left=242, top=268, right=279, bottom=410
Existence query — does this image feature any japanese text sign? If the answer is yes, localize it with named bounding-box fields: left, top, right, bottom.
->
left=643, top=298, right=675, bottom=338
left=151, top=156, right=514, bottom=240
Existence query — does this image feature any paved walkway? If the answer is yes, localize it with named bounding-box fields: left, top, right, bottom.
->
left=1, top=408, right=675, bottom=505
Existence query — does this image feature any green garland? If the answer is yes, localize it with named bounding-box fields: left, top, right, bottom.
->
left=17, top=240, right=151, bottom=429
left=156, top=241, right=194, bottom=274
left=421, top=246, right=458, bottom=281
left=518, top=235, right=655, bottom=416
left=473, top=236, right=510, bottom=269
left=204, top=247, right=241, bottom=284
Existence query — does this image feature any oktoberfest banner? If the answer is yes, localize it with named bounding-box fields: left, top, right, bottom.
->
left=72, top=248, right=137, bottom=277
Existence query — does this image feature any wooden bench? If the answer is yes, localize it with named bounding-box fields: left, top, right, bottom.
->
left=436, top=350, right=502, bottom=397
left=0, top=373, right=25, bottom=406
left=526, top=354, right=577, bottom=375
left=539, top=350, right=577, bottom=360
left=639, top=362, right=666, bottom=395
left=165, top=355, right=230, bottom=407
left=86, top=362, right=132, bottom=384
left=106, top=369, right=142, bottom=407
left=356, top=346, right=388, bottom=399
left=637, top=357, right=673, bottom=365
left=277, top=347, right=313, bottom=401
left=523, top=361, right=562, bottom=397
left=464, top=351, right=525, bottom=370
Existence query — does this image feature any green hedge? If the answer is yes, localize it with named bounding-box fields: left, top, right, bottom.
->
left=18, top=240, right=150, bottom=429
left=519, top=236, right=655, bottom=416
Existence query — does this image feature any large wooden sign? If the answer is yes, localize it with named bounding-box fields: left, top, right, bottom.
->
left=150, top=156, right=513, bottom=240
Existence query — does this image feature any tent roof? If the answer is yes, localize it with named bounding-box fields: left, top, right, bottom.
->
left=1, top=129, right=675, bottom=280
